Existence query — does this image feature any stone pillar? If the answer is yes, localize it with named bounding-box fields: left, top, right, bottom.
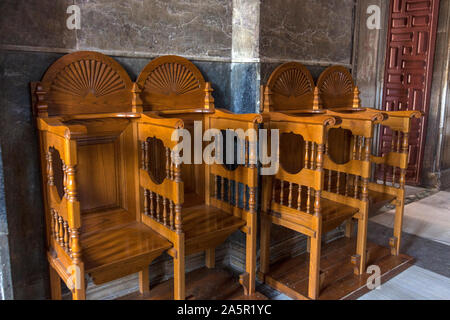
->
left=0, top=146, right=13, bottom=300
left=422, top=0, right=450, bottom=188
left=230, top=0, right=261, bottom=113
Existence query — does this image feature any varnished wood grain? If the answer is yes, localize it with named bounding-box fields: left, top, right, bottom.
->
left=264, top=238, right=414, bottom=300
left=118, top=268, right=268, bottom=300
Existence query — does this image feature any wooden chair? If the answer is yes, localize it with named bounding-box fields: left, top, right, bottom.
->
left=316, top=65, right=423, bottom=256
left=32, top=51, right=173, bottom=300
left=259, top=112, right=363, bottom=299
left=135, top=55, right=261, bottom=299
left=261, top=62, right=386, bottom=275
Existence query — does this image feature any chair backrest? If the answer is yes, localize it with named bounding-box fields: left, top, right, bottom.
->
left=205, top=110, right=262, bottom=219
left=262, top=62, right=316, bottom=113
left=317, top=66, right=359, bottom=110
left=136, top=55, right=214, bottom=113
left=138, top=114, right=185, bottom=233
left=262, top=113, right=338, bottom=224
left=35, top=51, right=133, bottom=117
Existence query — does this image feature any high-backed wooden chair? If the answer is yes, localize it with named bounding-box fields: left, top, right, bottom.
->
left=259, top=112, right=363, bottom=299
left=316, top=65, right=423, bottom=256
left=135, top=55, right=261, bottom=299
left=32, top=51, right=172, bottom=300
left=261, top=63, right=386, bottom=275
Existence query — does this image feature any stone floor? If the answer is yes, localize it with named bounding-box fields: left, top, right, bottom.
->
left=266, top=186, right=450, bottom=300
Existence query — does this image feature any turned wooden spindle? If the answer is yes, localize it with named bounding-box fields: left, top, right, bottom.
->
left=354, top=175, right=359, bottom=199
left=70, top=228, right=82, bottom=264
left=156, top=194, right=161, bottom=221
left=314, top=190, right=321, bottom=217
left=149, top=191, right=155, bottom=217
left=297, top=185, right=302, bottom=211
left=141, top=141, right=146, bottom=170
left=65, top=165, right=77, bottom=203
left=249, top=186, right=256, bottom=214
left=214, top=175, right=218, bottom=199
left=305, top=141, right=310, bottom=169
left=64, top=221, right=69, bottom=252
left=288, top=182, right=293, bottom=208
left=280, top=180, right=285, bottom=206
left=362, top=178, right=369, bottom=202
left=46, top=151, right=54, bottom=186
left=170, top=157, right=174, bottom=180
left=174, top=163, right=183, bottom=233
left=364, top=138, right=372, bottom=162
left=204, top=82, right=215, bottom=110
left=35, top=83, right=48, bottom=117
left=166, top=147, right=170, bottom=179
left=399, top=133, right=409, bottom=189
left=62, top=161, right=67, bottom=197
left=50, top=209, right=56, bottom=239
left=352, top=136, right=358, bottom=160
left=358, top=136, right=364, bottom=161
left=170, top=201, right=175, bottom=230
left=310, top=143, right=316, bottom=170
left=144, top=140, right=149, bottom=171
left=58, top=216, right=64, bottom=246
left=228, top=179, right=232, bottom=203
left=163, top=198, right=168, bottom=226
left=144, top=189, right=149, bottom=216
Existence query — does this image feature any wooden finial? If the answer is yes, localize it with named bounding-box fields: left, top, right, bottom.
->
left=132, top=83, right=143, bottom=113
left=35, top=82, right=48, bottom=117
left=204, top=82, right=215, bottom=110
left=352, top=86, right=361, bottom=109
left=262, top=86, right=273, bottom=113
left=312, top=86, right=322, bottom=110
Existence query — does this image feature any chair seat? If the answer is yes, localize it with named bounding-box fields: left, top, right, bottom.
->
left=180, top=200, right=246, bottom=254
left=368, top=189, right=396, bottom=207
left=321, top=198, right=359, bottom=233
left=80, top=208, right=172, bottom=284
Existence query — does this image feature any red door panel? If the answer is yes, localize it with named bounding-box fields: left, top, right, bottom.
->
left=380, top=0, right=440, bottom=184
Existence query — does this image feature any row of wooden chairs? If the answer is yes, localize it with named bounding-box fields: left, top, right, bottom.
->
left=259, top=62, right=422, bottom=299
left=32, top=52, right=421, bottom=300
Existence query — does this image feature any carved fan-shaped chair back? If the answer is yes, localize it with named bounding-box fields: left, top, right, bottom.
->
left=136, top=55, right=208, bottom=111
left=40, top=51, right=133, bottom=116
left=317, top=66, right=355, bottom=110
left=265, top=62, right=315, bottom=112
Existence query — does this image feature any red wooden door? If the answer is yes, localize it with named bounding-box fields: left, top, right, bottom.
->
left=380, top=0, right=440, bottom=184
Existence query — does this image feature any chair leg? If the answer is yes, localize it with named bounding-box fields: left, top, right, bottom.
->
left=71, top=264, right=86, bottom=300
left=308, top=233, right=321, bottom=300
left=205, top=248, right=215, bottom=269
left=355, top=210, right=368, bottom=275
left=345, top=218, right=354, bottom=238
left=244, top=213, right=257, bottom=295
left=173, top=235, right=185, bottom=300
left=391, top=199, right=404, bottom=256
left=259, top=216, right=271, bottom=277
left=49, top=265, right=61, bottom=300
left=139, top=267, right=150, bottom=295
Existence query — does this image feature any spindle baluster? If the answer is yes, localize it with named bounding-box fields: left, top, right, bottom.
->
left=280, top=180, right=285, bottom=206
left=288, top=182, right=293, bottom=208
left=306, top=187, right=312, bottom=214
left=144, top=189, right=149, bottom=216
left=156, top=194, right=161, bottom=221
left=149, top=191, right=155, bottom=217
left=163, top=198, right=168, bottom=226
left=297, top=185, right=302, bottom=211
